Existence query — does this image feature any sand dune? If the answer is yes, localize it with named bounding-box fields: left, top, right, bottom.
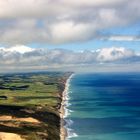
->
left=0, top=116, right=40, bottom=123
left=0, top=132, right=25, bottom=140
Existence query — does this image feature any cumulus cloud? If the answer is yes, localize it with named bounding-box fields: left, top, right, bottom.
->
left=0, top=0, right=140, bottom=44
left=96, top=47, right=135, bottom=62
left=0, top=45, right=35, bottom=54
left=0, top=45, right=139, bottom=72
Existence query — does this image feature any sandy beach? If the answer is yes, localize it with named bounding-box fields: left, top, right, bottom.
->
left=60, top=74, right=74, bottom=140
left=60, top=81, right=68, bottom=140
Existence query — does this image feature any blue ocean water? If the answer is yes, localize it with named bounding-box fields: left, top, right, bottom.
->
left=65, top=73, right=140, bottom=140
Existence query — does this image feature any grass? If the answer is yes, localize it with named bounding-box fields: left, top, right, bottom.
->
left=0, top=72, right=72, bottom=140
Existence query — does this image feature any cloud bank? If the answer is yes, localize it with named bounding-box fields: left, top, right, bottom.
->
left=0, top=45, right=140, bottom=72
left=0, top=0, right=140, bottom=44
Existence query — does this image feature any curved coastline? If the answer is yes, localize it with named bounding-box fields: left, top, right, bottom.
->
left=60, top=74, right=74, bottom=140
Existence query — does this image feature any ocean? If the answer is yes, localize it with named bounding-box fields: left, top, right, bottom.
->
left=65, top=73, right=140, bottom=140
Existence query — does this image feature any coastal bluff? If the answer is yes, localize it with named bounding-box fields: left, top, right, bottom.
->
left=0, top=72, right=72, bottom=140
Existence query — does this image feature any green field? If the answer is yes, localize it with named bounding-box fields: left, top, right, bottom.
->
left=0, top=72, right=72, bottom=140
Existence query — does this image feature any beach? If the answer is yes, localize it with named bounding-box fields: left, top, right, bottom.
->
left=60, top=74, right=74, bottom=140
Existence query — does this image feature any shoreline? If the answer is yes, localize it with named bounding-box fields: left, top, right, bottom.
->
left=60, top=74, right=74, bottom=140
left=0, top=72, right=70, bottom=140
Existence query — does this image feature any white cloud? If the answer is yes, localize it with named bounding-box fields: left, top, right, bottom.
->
left=96, top=47, right=135, bottom=62
left=0, top=45, right=35, bottom=54
left=49, top=21, right=96, bottom=43
left=107, top=35, right=140, bottom=41
left=0, top=0, right=125, bottom=18
left=0, top=45, right=139, bottom=72
left=0, top=0, right=139, bottom=44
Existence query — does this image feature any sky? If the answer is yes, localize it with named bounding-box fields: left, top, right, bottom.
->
left=0, top=0, right=140, bottom=72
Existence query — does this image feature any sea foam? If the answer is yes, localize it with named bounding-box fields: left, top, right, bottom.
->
left=63, top=74, right=78, bottom=139
left=67, top=128, right=78, bottom=139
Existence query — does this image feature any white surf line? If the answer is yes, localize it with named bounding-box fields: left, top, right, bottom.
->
left=60, top=73, right=75, bottom=140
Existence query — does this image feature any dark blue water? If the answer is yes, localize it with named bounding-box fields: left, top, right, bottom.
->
left=66, top=73, right=140, bottom=140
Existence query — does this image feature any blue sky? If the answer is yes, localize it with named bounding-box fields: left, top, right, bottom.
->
left=102, top=23, right=140, bottom=35
left=31, top=39, right=140, bottom=51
